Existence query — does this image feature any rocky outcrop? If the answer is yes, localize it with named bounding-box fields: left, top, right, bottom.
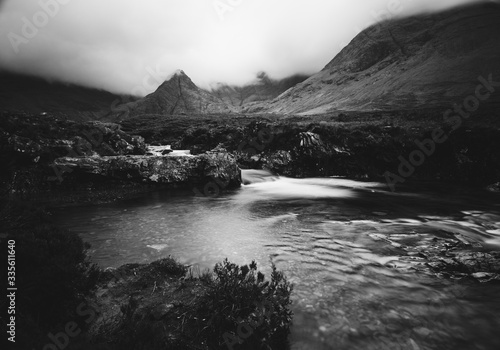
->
left=116, top=112, right=500, bottom=187
left=247, top=2, right=500, bottom=114
left=487, top=182, right=500, bottom=192
left=1, top=114, right=240, bottom=202
left=1, top=113, right=147, bottom=161
left=369, top=229, right=500, bottom=283
left=52, top=150, right=241, bottom=188
left=237, top=128, right=353, bottom=178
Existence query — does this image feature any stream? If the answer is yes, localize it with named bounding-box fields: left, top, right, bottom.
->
left=54, top=170, right=500, bottom=350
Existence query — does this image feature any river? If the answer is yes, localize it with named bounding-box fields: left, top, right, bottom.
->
left=54, top=170, right=500, bottom=350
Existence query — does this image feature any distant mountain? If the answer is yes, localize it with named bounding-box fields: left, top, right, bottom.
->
left=112, top=70, right=236, bottom=120
left=0, top=71, right=128, bottom=120
left=211, top=72, right=310, bottom=110
left=247, top=2, right=500, bottom=115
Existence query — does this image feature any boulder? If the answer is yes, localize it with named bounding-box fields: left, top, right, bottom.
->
left=52, top=150, right=241, bottom=189
left=487, top=182, right=500, bottom=192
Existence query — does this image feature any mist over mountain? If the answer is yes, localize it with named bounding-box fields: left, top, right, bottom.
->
left=0, top=0, right=483, bottom=94
left=246, top=2, right=500, bottom=115
left=0, top=69, right=309, bottom=120
left=210, top=72, right=310, bottom=110
left=1, top=1, right=499, bottom=120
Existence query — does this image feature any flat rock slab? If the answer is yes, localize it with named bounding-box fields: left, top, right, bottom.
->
left=53, top=151, right=241, bottom=187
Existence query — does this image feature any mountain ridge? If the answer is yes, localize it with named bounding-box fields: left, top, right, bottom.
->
left=0, top=71, right=129, bottom=121
left=245, top=2, right=500, bottom=115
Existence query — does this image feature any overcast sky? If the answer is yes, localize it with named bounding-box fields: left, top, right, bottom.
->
left=0, top=0, right=486, bottom=95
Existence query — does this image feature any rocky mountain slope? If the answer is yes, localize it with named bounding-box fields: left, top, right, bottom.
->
left=0, top=71, right=129, bottom=121
left=112, top=70, right=235, bottom=120
left=247, top=2, right=500, bottom=115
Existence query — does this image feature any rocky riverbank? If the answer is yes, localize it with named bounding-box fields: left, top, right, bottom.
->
left=121, top=110, right=500, bottom=190
left=3, top=110, right=500, bottom=205
left=1, top=113, right=241, bottom=205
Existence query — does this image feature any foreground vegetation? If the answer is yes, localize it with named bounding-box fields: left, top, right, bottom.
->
left=94, top=258, right=293, bottom=349
left=0, top=200, right=100, bottom=349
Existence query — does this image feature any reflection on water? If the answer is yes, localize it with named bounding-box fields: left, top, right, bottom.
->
left=54, top=171, right=500, bottom=350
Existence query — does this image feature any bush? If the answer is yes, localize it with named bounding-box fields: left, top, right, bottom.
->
left=191, top=259, right=293, bottom=349
left=150, top=257, right=188, bottom=276
left=65, top=257, right=292, bottom=349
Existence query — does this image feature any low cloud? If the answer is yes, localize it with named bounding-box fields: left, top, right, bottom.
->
left=0, top=0, right=484, bottom=95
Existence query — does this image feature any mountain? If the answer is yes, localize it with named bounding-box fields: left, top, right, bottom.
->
left=211, top=72, right=310, bottom=110
left=112, top=70, right=236, bottom=120
left=0, top=71, right=128, bottom=120
left=247, top=2, right=500, bottom=115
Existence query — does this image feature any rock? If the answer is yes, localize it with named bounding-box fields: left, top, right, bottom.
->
left=318, top=325, right=328, bottom=333
left=453, top=252, right=500, bottom=273
left=486, top=182, right=500, bottom=192
left=71, top=136, right=94, bottom=156
left=440, top=258, right=458, bottom=267
left=426, top=261, right=445, bottom=270
left=413, top=327, right=432, bottom=338
left=299, top=132, right=323, bottom=149
left=425, top=250, right=500, bottom=279
left=151, top=304, right=175, bottom=320
left=262, top=150, right=293, bottom=174
left=52, top=151, right=241, bottom=189
left=297, top=132, right=330, bottom=157
left=472, top=272, right=495, bottom=280
left=8, top=134, right=42, bottom=155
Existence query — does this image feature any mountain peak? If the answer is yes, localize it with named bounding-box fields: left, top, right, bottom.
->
left=118, top=69, right=236, bottom=117
left=157, top=69, right=196, bottom=90
left=164, top=69, right=191, bottom=83
left=168, top=69, right=187, bottom=79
